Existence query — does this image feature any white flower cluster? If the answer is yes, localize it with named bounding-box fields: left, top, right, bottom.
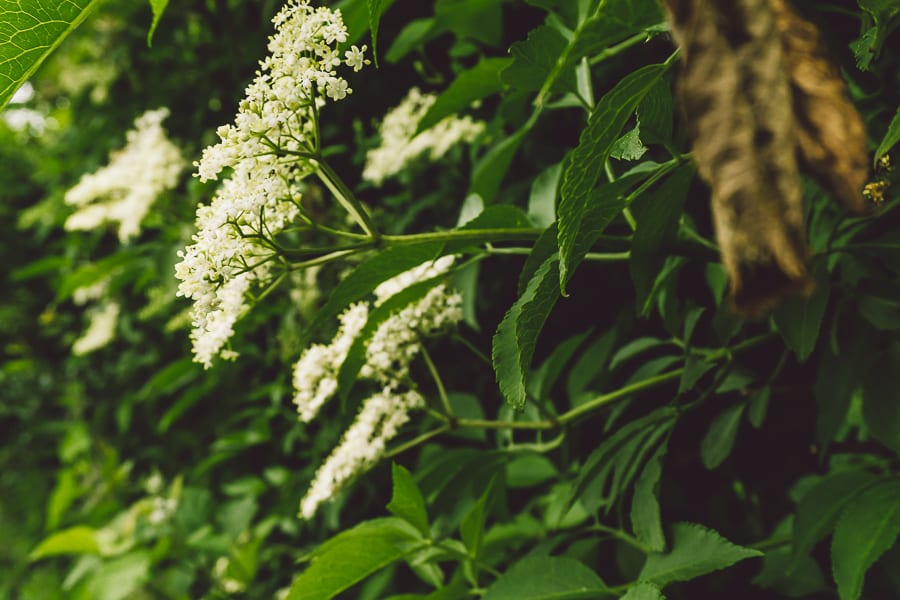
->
left=362, top=87, right=486, bottom=186
left=72, top=301, right=120, bottom=356
left=292, top=256, right=463, bottom=518
left=299, top=387, right=425, bottom=520
left=176, top=0, right=368, bottom=369
left=64, top=108, right=184, bottom=242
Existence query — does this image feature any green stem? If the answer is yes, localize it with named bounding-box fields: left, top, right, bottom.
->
left=421, top=344, right=454, bottom=419
left=314, top=159, right=379, bottom=238
left=381, top=228, right=544, bottom=247
left=384, top=425, right=451, bottom=459
left=590, top=522, right=650, bottom=553
left=485, top=246, right=630, bottom=262
left=559, top=368, right=684, bottom=426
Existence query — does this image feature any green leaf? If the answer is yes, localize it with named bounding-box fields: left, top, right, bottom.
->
left=0, top=0, right=101, bottom=109
left=609, top=125, right=647, bottom=161
left=492, top=255, right=561, bottom=409
left=637, top=77, right=673, bottom=146
left=772, top=281, right=830, bottom=362
left=792, top=470, right=881, bottom=566
left=639, top=522, right=762, bottom=588
left=506, top=454, right=558, bottom=488
left=286, top=518, right=423, bottom=600
left=569, top=0, right=665, bottom=61
left=313, top=243, right=443, bottom=331
left=814, top=328, right=872, bottom=447
left=367, top=0, right=388, bottom=64
left=482, top=555, right=610, bottom=600
left=609, top=336, right=669, bottom=371
left=528, top=162, right=562, bottom=228
left=832, top=479, right=900, bottom=600
left=416, top=57, right=511, bottom=134
left=630, top=443, right=667, bottom=552
left=84, top=551, right=151, bottom=600
left=434, top=0, right=502, bottom=46
left=558, top=63, right=668, bottom=292
left=700, top=403, right=746, bottom=470
left=460, top=476, right=495, bottom=558
left=385, top=18, right=436, bottom=63
left=568, top=407, right=676, bottom=515
left=146, top=0, right=169, bottom=46
left=875, top=104, right=900, bottom=163
left=862, top=343, right=900, bottom=454
left=501, top=25, right=575, bottom=93
left=30, top=525, right=99, bottom=559
left=518, top=222, right=558, bottom=296
left=387, top=463, right=430, bottom=537
left=619, top=582, right=665, bottom=600
left=629, top=164, right=693, bottom=313
left=469, top=120, right=534, bottom=203
left=850, top=0, right=900, bottom=70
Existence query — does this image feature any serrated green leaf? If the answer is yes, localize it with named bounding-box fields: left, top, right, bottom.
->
left=313, top=243, right=443, bottom=332
left=631, top=443, right=667, bottom=552
left=518, top=222, right=559, bottom=296
left=286, top=518, right=423, bottom=600
left=387, top=464, right=430, bottom=537
left=639, top=522, right=762, bottom=588
left=147, top=0, right=168, bottom=46
left=0, top=0, right=101, bottom=109
left=875, top=104, right=900, bottom=162
left=609, top=125, right=647, bottom=161
left=416, top=57, right=510, bottom=134
left=637, top=77, right=673, bottom=146
left=482, top=555, right=611, bottom=600
left=792, top=470, right=881, bottom=567
left=629, top=164, right=693, bottom=313
left=862, top=343, right=900, bottom=454
left=772, top=281, right=830, bottom=361
left=492, top=255, right=561, bottom=409
left=29, top=525, right=99, bottom=559
left=832, top=479, right=900, bottom=600
left=619, top=582, right=665, bottom=600
left=850, top=0, right=900, bottom=70
left=569, top=0, right=665, bottom=61
left=700, top=403, right=745, bottom=470
left=558, top=63, right=668, bottom=292
left=501, top=25, right=575, bottom=93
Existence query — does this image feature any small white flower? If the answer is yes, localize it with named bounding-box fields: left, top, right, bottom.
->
left=344, top=44, right=368, bottom=71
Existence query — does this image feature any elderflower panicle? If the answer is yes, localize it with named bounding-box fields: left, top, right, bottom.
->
left=363, top=255, right=463, bottom=386
left=362, top=87, right=486, bottom=186
left=64, top=108, right=184, bottom=242
left=299, top=387, right=424, bottom=519
left=292, top=302, right=369, bottom=422
left=176, top=0, right=369, bottom=368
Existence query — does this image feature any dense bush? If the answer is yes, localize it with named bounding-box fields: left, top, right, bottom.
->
left=1, top=0, right=899, bottom=598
